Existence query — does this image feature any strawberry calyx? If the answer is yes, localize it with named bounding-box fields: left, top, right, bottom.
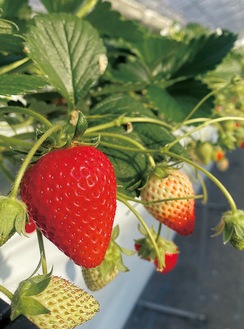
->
left=0, top=196, right=28, bottom=246
left=213, top=210, right=244, bottom=250
left=134, top=226, right=179, bottom=273
left=11, top=272, right=52, bottom=321
left=96, top=225, right=134, bottom=277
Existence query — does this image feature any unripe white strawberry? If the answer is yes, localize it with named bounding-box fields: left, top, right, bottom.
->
left=11, top=274, right=99, bottom=329
left=82, top=265, right=119, bottom=291
left=140, top=169, right=195, bottom=236
left=82, top=225, right=134, bottom=291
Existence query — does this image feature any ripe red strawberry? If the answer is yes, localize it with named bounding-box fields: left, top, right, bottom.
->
left=20, top=145, right=117, bottom=268
left=134, top=226, right=179, bottom=273
left=11, top=274, right=99, bottom=328
left=140, top=169, right=195, bottom=235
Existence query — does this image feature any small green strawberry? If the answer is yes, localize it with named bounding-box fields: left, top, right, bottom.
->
left=11, top=273, right=99, bottom=329
left=213, top=209, right=244, bottom=250
left=0, top=196, right=27, bottom=246
left=194, top=141, right=214, bottom=165
left=140, top=168, right=195, bottom=236
left=82, top=225, right=134, bottom=291
left=20, top=145, right=117, bottom=268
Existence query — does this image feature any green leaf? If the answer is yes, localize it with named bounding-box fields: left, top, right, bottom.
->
left=90, top=94, right=156, bottom=119
left=109, top=60, right=150, bottom=83
left=131, top=36, right=187, bottom=76
left=0, top=0, right=31, bottom=19
left=25, top=13, right=106, bottom=106
left=0, top=17, right=19, bottom=34
left=172, top=31, right=237, bottom=78
left=86, top=0, right=145, bottom=43
left=134, top=122, right=183, bottom=158
left=99, top=129, right=148, bottom=197
left=0, top=34, right=24, bottom=54
left=40, top=0, right=85, bottom=14
left=167, top=79, right=214, bottom=121
left=146, top=85, right=183, bottom=122
left=0, top=74, right=48, bottom=95
left=0, top=196, right=27, bottom=236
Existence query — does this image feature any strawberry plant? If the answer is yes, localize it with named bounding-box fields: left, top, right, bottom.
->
left=0, top=0, right=243, bottom=328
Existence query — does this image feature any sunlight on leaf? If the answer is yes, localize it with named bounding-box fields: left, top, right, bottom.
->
left=25, top=13, right=106, bottom=106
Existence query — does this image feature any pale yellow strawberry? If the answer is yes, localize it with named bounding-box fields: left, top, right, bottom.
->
left=82, top=265, right=119, bottom=291
left=11, top=274, right=99, bottom=329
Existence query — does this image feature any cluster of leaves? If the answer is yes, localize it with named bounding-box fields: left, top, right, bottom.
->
left=0, top=0, right=242, bottom=199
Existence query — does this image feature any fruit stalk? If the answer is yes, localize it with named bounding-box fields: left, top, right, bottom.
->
left=170, top=116, right=244, bottom=150
left=36, top=230, right=48, bottom=275
left=117, top=193, right=163, bottom=269
left=9, top=124, right=62, bottom=200
left=0, top=284, right=13, bottom=301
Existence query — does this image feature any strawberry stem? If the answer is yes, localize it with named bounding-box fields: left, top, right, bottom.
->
left=36, top=229, right=48, bottom=275
left=76, top=0, right=99, bottom=17
left=179, top=82, right=231, bottom=125
left=9, top=124, right=62, bottom=200
left=2, top=106, right=53, bottom=129
left=170, top=116, right=244, bottom=151
left=117, top=193, right=163, bottom=269
left=0, top=284, right=13, bottom=301
left=85, top=115, right=172, bottom=134
left=156, top=223, right=162, bottom=242
left=163, top=150, right=237, bottom=214
left=87, top=131, right=156, bottom=168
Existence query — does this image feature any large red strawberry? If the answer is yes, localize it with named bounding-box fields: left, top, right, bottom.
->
left=140, top=169, right=195, bottom=235
left=20, top=145, right=117, bottom=268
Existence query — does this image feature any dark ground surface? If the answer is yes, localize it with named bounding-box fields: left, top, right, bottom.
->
left=123, top=148, right=244, bottom=329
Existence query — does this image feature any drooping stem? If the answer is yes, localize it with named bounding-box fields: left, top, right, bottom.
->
left=76, top=0, right=99, bottom=17
left=180, top=82, right=231, bottom=125
left=85, top=115, right=172, bottom=134
left=0, top=284, right=13, bottom=301
left=2, top=106, right=53, bottom=129
left=169, top=116, right=244, bottom=151
left=117, top=193, right=163, bottom=269
left=163, top=150, right=237, bottom=214
left=156, top=223, right=162, bottom=242
left=0, top=57, right=30, bottom=74
left=9, top=124, right=62, bottom=199
left=87, top=131, right=156, bottom=168
left=36, top=230, right=48, bottom=275
left=0, top=135, right=33, bottom=149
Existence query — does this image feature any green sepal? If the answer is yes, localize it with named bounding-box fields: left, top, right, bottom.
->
left=14, top=296, right=50, bottom=317
left=215, top=210, right=244, bottom=250
left=99, top=225, right=134, bottom=277
left=72, top=111, right=88, bottom=140
left=135, top=225, right=179, bottom=268
left=0, top=196, right=27, bottom=246
left=11, top=272, right=52, bottom=321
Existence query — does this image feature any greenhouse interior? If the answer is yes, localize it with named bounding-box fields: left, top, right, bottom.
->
left=0, top=1, right=243, bottom=329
